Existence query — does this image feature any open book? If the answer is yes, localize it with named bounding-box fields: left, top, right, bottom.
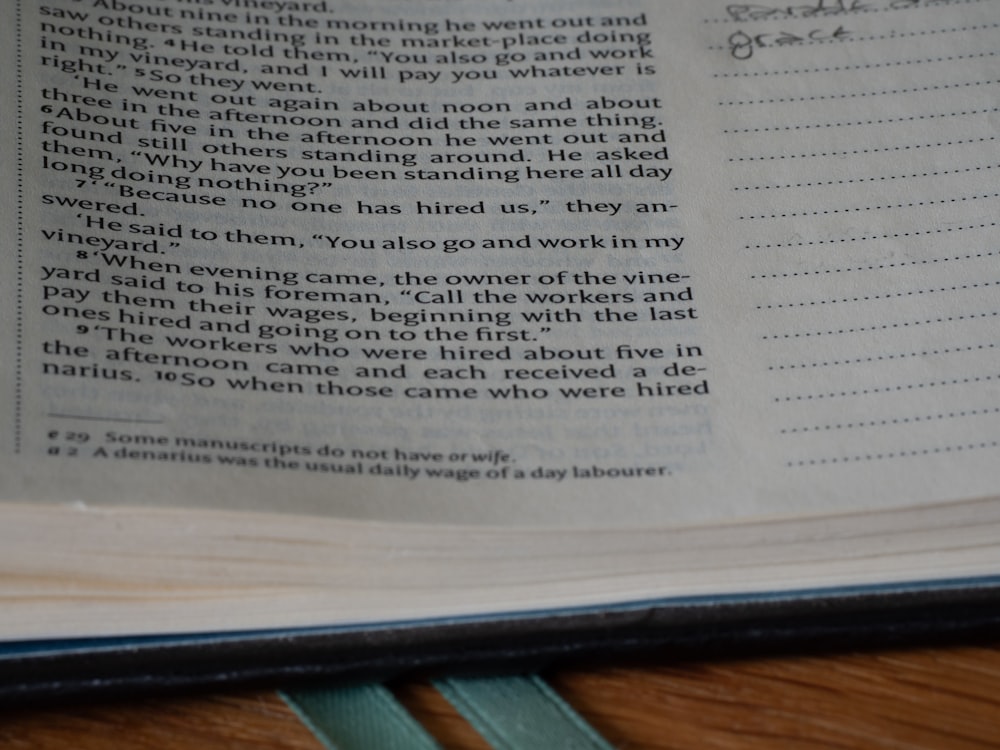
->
left=3, top=0, right=1000, bottom=699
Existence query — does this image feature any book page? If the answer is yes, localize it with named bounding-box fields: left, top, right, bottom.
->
left=0, top=0, right=997, bottom=526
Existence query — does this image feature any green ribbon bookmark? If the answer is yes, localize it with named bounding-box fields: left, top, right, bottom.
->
left=282, top=683, right=443, bottom=750
left=284, top=675, right=613, bottom=750
left=434, top=675, right=615, bottom=750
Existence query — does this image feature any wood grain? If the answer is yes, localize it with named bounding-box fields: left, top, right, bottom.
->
left=4, top=644, right=1000, bottom=749
left=0, top=692, right=323, bottom=750
left=549, top=647, right=1000, bottom=749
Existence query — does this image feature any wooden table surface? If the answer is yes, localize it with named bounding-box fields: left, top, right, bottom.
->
left=4, top=641, right=1000, bottom=749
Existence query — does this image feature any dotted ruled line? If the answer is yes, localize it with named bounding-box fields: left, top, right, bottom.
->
left=781, top=405, right=1000, bottom=434
left=739, top=191, right=1000, bottom=220
left=717, top=77, right=1000, bottom=107
left=702, top=0, right=987, bottom=23
left=769, top=342, right=999, bottom=371
left=761, top=311, right=1000, bottom=340
left=734, top=162, right=1000, bottom=191
left=712, top=50, right=997, bottom=77
left=723, top=106, right=1000, bottom=133
left=14, top=1, right=23, bottom=454
left=751, top=249, right=1000, bottom=278
left=757, top=280, right=1000, bottom=310
left=774, top=372, right=1000, bottom=402
left=710, top=21, right=1000, bottom=52
left=746, top=222, right=997, bottom=251
left=720, top=77, right=999, bottom=106
left=728, top=135, right=996, bottom=162
left=788, top=439, right=1000, bottom=467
